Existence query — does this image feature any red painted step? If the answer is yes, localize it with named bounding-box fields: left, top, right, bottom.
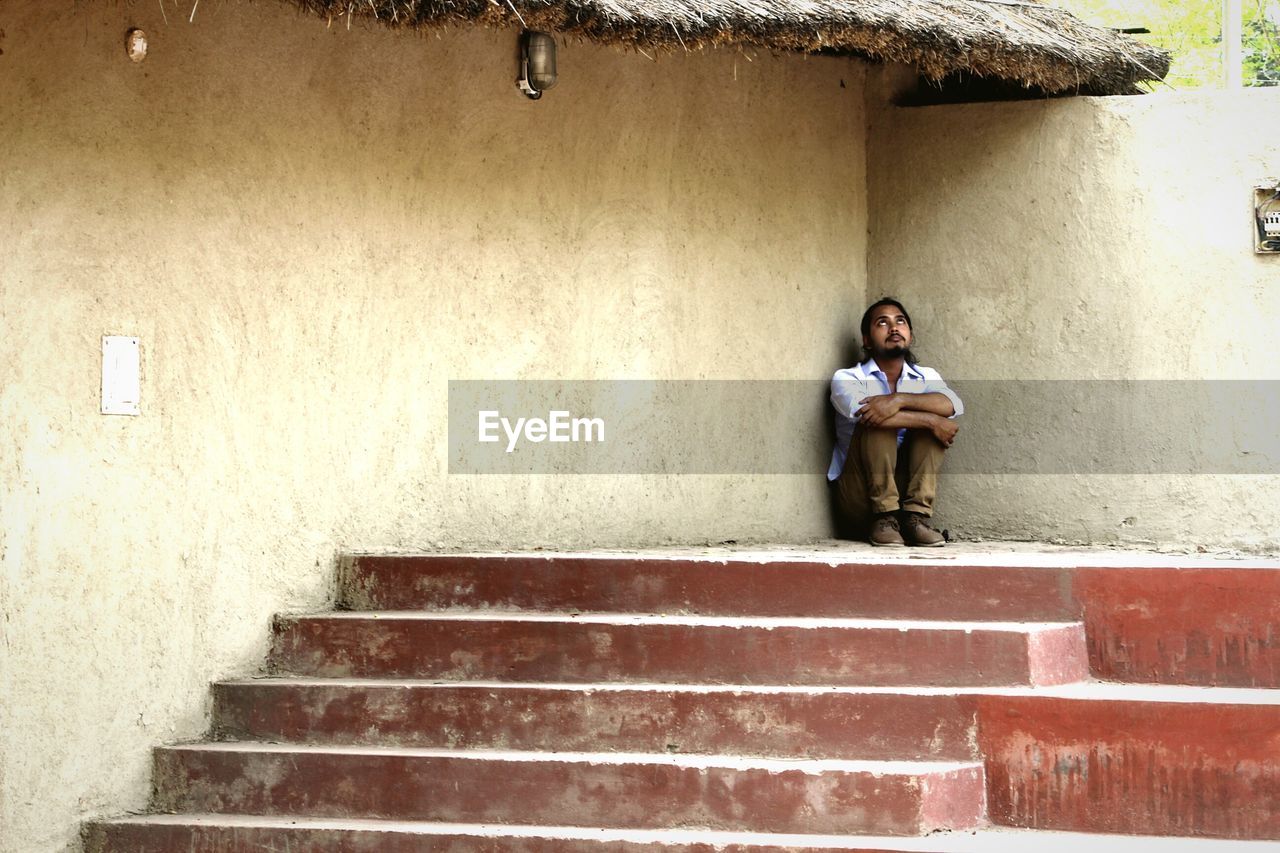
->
left=87, top=550, right=1280, bottom=850
left=1075, top=568, right=1280, bottom=688
left=341, top=555, right=1078, bottom=621
left=86, top=816, right=925, bottom=853
left=212, top=680, right=980, bottom=760
left=88, top=816, right=1280, bottom=852
left=346, top=556, right=1280, bottom=689
left=977, top=688, right=1280, bottom=839
left=151, top=744, right=987, bottom=836
left=268, top=613, right=1088, bottom=687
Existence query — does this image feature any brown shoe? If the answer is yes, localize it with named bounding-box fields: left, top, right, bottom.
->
left=869, top=513, right=905, bottom=547
left=902, top=512, right=945, bottom=547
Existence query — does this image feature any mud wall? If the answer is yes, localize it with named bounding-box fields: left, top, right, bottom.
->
left=868, top=78, right=1280, bottom=551
left=0, top=3, right=866, bottom=848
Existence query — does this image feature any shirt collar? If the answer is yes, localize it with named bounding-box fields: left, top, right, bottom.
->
left=860, top=358, right=923, bottom=380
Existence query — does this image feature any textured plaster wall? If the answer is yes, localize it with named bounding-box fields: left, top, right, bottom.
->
left=868, top=78, right=1280, bottom=551
left=0, top=3, right=866, bottom=849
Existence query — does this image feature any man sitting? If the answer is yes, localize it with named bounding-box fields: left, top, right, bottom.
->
left=828, top=298, right=963, bottom=547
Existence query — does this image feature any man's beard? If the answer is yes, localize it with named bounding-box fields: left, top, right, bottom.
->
left=875, top=341, right=908, bottom=359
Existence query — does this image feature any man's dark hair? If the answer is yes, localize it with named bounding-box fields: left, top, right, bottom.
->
left=860, top=297, right=917, bottom=364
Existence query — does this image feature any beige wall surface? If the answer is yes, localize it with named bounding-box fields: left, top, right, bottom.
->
left=0, top=3, right=867, bottom=848
left=868, top=80, right=1280, bottom=551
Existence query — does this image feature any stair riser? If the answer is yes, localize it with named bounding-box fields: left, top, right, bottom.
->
left=343, top=556, right=1078, bottom=621
left=1077, top=568, right=1280, bottom=688
left=269, top=618, right=1087, bottom=687
left=83, top=823, right=931, bottom=852
left=213, top=684, right=980, bottom=760
left=979, top=696, right=1280, bottom=839
left=86, top=825, right=603, bottom=853
left=153, top=749, right=986, bottom=835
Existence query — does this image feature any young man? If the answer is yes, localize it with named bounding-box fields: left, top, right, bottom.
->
left=828, top=298, right=963, bottom=547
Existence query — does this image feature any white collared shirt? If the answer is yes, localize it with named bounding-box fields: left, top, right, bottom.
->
left=827, top=358, right=964, bottom=481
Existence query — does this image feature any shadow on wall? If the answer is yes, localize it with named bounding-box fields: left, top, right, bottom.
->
left=824, top=334, right=866, bottom=538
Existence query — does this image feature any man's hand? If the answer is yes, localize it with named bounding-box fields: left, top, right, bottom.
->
left=930, top=416, right=959, bottom=448
left=855, top=394, right=904, bottom=427
left=855, top=394, right=961, bottom=445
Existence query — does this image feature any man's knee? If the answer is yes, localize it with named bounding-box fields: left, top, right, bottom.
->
left=850, top=425, right=899, bottom=472
left=903, top=428, right=948, bottom=458
left=854, top=423, right=900, bottom=448
left=853, top=425, right=902, bottom=467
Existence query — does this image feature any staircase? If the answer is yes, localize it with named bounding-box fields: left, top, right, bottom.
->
left=85, top=551, right=1280, bottom=850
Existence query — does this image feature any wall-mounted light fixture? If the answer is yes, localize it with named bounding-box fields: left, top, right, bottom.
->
left=517, top=30, right=557, bottom=100
left=125, top=28, right=148, bottom=63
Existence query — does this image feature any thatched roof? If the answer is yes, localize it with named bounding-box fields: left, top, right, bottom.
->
left=292, top=0, right=1170, bottom=95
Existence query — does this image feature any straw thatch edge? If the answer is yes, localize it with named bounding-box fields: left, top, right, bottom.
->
left=289, top=0, right=1170, bottom=95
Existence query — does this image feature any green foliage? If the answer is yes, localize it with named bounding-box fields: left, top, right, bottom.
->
left=1053, top=0, right=1280, bottom=88
left=1244, top=0, right=1280, bottom=85
left=1053, top=0, right=1221, bottom=88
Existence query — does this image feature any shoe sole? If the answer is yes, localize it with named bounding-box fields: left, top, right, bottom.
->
left=870, top=540, right=906, bottom=547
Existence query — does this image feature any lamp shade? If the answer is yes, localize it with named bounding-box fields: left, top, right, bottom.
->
left=525, top=31, right=557, bottom=92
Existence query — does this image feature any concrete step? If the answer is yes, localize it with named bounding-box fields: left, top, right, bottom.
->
left=150, top=744, right=987, bottom=836
left=344, top=551, right=1280, bottom=688
left=975, top=686, right=1280, bottom=839
left=211, top=678, right=1280, bottom=839
left=268, top=612, right=1088, bottom=687
left=1076, top=566, right=1280, bottom=688
left=341, top=555, right=1078, bottom=621
left=211, top=679, right=980, bottom=760
left=84, top=815, right=1280, bottom=852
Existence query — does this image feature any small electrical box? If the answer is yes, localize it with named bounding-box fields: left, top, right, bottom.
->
left=1256, top=182, right=1280, bottom=254
left=102, top=335, right=141, bottom=415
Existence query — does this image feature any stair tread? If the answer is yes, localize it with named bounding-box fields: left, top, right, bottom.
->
left=345, top=547, right=1280, bottom=568
left=164, top=742, right=981, bottom=773
left=216, top=677, right=1280, bottom=703
left=299, top=611, right=1082, bottom=631
left=90, top=815, right=1280, bottom=849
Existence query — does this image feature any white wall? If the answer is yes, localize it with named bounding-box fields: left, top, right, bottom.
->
left=0, top=3, right=867, bottom=848
left=868, top=77, right=1280, bottom=551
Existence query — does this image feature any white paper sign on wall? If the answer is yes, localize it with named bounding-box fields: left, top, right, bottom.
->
left=101, top=336, right=140, bottom=416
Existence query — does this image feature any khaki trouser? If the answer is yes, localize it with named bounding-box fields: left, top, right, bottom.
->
left=834, top=425, right=946, bottom=534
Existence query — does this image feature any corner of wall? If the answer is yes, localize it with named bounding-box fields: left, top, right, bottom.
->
left=862, top=62, right=918, bottom=309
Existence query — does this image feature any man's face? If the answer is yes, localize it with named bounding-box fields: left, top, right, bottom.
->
left=863, top=305, right=912, bottom=360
